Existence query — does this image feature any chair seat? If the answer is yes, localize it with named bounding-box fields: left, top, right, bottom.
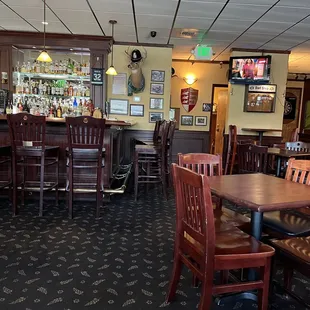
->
left=271, top=237, right=310, bottom=265
left=66, top=147, right=105, bottom=161
left=135, top=144, right=161, bottom=154
left=16, top=145, right=59, bottom=157
left=263, top=211, right=310, bottom=237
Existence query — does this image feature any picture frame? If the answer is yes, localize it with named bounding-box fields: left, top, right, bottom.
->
left=130, top=104, right=144, bottom=117
left=195, top=116, right=207, bottom=126
left=109, top=99, right=129, bottom=115
left=150, top=83, right=164, bottom=95
left=150, top=98, right=164, bottom=110
left=181, top=115, right=193, bottom=126
left=149, top=112, right=164, bottom=123
left=151, top=70, right=165, bottom=82
left=202, top=103, right=212, bottom=112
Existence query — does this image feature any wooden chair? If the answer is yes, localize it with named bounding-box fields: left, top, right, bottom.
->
left=167, top=164, right=275, bottom=310
left=224, top=125, right=237, bottom=175
left=264, top=158, right=310, bottom=238
left=66, top=116, right=105, bottom=219
left=270, top=236, right=310, bottom=309
left=7, top=114, right=59, bottom=216
left=285, top=141, right=310, bottom=152
left=166, top=121, right=177, bottom=185
left=134, top=120, right=169, bottom=201
left=238, top=144, right=268, bottom=174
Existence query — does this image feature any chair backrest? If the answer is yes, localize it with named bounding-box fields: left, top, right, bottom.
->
left=285, top=141, right=310, bottom=152
left=153, top=120, right=163, bottom=143
left=237, top=143, right=268, bottom=174
left=178, top=153, right=222, bottom=176
left=66, top=116, right=105, bottom=151
left=238, top=139, right=257, bottom=145
left=285, top=158, right=310, bottom=215
left=224, top=125, right=237, bottom=175
left=290, top=128, right=299, bottom=142
left=7, top=114, right=46, bottom=151
left=172, top=163, right=215, bottom=266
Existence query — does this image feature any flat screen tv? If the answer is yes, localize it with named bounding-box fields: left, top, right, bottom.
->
left=229, top=55, right=271, bottom=84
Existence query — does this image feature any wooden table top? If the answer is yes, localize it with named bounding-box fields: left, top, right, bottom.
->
left=242, top=128, right=282, bottom=133
left=208, top=174, right=310, bottom=213
left=268, top=147, right=310, bottom=157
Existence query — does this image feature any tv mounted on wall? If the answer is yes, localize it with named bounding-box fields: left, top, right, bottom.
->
left=229, top=55, right=271, bottom=84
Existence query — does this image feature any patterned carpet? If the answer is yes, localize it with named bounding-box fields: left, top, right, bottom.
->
left=0, top=188, right=308, bottom=310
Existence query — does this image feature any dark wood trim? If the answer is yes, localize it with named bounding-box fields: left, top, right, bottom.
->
left=172, top=59, right=229, bottom=64
left=209, top=84, right=228, bottom=153
left=300, top=79, right=310, bottom=133
left=230, top=48, right=291, bottom=54
left=287, top=79, right=307, bottom=82
left=115, top=41, right=174, bottom=48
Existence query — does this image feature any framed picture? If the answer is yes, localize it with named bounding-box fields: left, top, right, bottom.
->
left=195, top=116, right=207, bottom=126
left=151, top=70, right=165, bottom=82
left=202, top=103, right=212, bottom=112
left=181, top=115, right=193, bottom=126
left=149, top=112, right=164, bottom=123
left=109, top=99, right=129, bottom=115
left=150, top=98, right=164, bottom=110
left=130, top=104, right=144, bottom=117
left=150, top=83, right=164, bottom=95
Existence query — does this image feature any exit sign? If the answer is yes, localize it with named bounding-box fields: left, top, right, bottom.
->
left=194, top=45, right=213, bottom=60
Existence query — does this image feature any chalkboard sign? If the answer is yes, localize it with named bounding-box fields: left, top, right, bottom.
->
left=0, top=89, right=9, bottom=114
left=91, top=68, right=103, bottom=85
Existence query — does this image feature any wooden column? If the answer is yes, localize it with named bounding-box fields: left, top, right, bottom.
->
left=0, top=45, right=13, bottom=93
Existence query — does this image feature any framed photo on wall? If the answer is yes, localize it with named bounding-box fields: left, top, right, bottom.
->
left=150, top=83, right=164, bottom=95
left=195, top=116, right=207, bottom=126
left=149, top=112, right=164, bottom=123
left=109, top=99, right=129, bottom=115
left=181, top=115, right=193, bottom=126
left=151, top=70, right=165, bottom=82
left=130, top=104, right=144, bottom=117
left=150, top=98, right=164, bottom=110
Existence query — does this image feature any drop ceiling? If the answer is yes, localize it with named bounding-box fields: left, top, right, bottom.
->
left=1, top=0, right=310, bottom=73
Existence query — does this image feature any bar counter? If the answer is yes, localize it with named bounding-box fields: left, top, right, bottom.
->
left=0, top=114, right=135, bottom=193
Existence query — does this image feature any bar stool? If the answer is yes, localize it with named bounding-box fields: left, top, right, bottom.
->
left=7, top=114, right=59, bottom=216
left=134, top=120, right=169, bottom=201
left=0, top=146, right=12, bottom=199
left=66, top=116, right=105, bottom=219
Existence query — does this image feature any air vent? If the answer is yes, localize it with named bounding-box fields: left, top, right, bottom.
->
left=173, top=28, right=200, bottom=39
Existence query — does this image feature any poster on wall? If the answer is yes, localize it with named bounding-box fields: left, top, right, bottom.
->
left=284, top=96, right=297, bottom=120
left=112, top=73, right=127, bottom=95
left=181, top=87, right=198, bottom=112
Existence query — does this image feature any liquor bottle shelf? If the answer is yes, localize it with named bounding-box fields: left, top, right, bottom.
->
left=13, top=72, right=90, bottom=81
left=13, top=94, right=90, bottom=99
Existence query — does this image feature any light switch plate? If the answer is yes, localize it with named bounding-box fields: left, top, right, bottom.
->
left=133, top=96, right=141, bottom=102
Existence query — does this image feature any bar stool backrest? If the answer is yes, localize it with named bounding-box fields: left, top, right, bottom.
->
left=285, top=141, right=310, bottom=152
left=237, top=143, right=268, bottom=174
left=224, top=125, right=237, bottom=175
left=167, top=121, right=177, bottom=151
left=7, top=114, right=46, bottom=151
left=178, top=153, right=222, bottom=176
left=66, top=116, right=106, bottom=151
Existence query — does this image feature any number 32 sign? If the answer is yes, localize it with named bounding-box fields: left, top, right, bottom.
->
left=91, top=68, right=103, bottom=85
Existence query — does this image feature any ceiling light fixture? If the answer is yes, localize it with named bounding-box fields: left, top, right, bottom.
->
left=106, top=20, right=118, bottom=76
left=32, top=46, right=36, bottom=49
left=70, top=48, right=73, bottom=51
left=37, top=0, right=52, bottom=63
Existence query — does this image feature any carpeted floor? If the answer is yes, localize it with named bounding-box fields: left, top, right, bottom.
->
left=0, top=188, right=309, bottom=310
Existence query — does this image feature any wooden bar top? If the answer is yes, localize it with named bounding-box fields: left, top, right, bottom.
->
left=0, top=114, right=135, bottom=127
left=208, top=173, right=310, bottom=212
left=268, top=147, right=310, bottom=157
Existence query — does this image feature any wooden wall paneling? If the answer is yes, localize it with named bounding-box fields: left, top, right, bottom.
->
left=0, top=46, right=13, bottom=92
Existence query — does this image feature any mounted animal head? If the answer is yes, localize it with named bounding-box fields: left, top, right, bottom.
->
left=125, top=46, right=147, bottom=70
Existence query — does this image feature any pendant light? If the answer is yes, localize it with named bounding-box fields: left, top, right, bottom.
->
left=106, top=20, right=117, bottom=76
left=37, top=0, right=52, bottom=62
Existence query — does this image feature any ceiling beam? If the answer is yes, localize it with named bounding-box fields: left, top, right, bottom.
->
left=86, top=0, right=106, bottom=36
left=167, top=0, right=181, bottom=45
left=230, top=48, right=290, bottom=54
left=131, top=0, right=139, bottom=43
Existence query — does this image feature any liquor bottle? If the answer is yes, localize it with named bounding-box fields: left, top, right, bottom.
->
left=26, top=61, right=31, bottom=73
left=5, top=101, right=12, bottom=114
left=23, top=99, right=29, bottom=112
left=21, top=62, right=27, bottom=73
left=35, top=61, right=41, bottom=73
left=68, top=83, right=73, bottom=96
left=77, top=99, right=83, bottom=116
left=51, top=81, right=56, bottom=95
left=17, top=99, right=23, bottom=112
left=15, top=61, right=20, bottom=72
left=67, top=59, right=72, bottom=75
left=38, top=80, right=43, bottom=95
left=54, top=61, right=59, bottom=74
left=47, top=83, right=51, bottom=95
left=31, top=61, right=35, bottom=73
left=40, top=61, right=45, bottom=74
left=49, top=61, right=54, bottom=74
left=73, top=97, right=78, bottom=111
left=43, top=82, right=47, bottom=95
left=59, top=84, right=64, bottom=96
left=56, top=102, right=62, bottom=118
left=85, top=87, right=90, bottom=97
left=64, top=83, right=68, bottom=97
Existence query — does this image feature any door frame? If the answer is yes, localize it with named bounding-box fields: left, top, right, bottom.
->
left=209, top=84, right=228, bottom=153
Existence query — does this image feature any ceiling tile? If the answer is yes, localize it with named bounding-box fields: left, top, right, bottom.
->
left=0, top=18, right=37, bottom=31
left=135, top=0, right=177, bottom=15
left=260, top=6, right=310, bottom=23
left=47, top=0, right=90, bottom=10
left=211, top=19, right=254, bottom=32
left=65, top=22, right=102, bottom=36
left=29, top=20, right=70, bottom=33
left=8, top=5, right=59, bottom=22
left=178, top=1, right=225, bottom=18
left=230, top=0, right=278, bottom=4
left=220, top=3, right=271, bottom=20
left=137, top=15, right=173, bottom=29
left=278, top=0, right=310, bottom=8
left=249, top=21, right=292, bottom=35
left=88, top=0, right=132, bottom=13
left=53, top=9, right=95, bottom=24
left=174, top=17, right=214, bottom=29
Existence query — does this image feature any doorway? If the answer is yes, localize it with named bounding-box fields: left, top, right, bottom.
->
left=209, top=84, right=228, bottom=155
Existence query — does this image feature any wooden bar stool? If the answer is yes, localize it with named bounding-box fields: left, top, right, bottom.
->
left=7, top=114, right=59, bottom=216
left=167, top=164, right=275, bottom=310
left=66, top=116, right=105, bottom=219
left=0, top=146, right=12, bottom=199
left=134, top=120, right=169, bottom=201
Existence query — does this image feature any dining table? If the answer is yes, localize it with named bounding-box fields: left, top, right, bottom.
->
left=241, top=128, right=282, bottom=144
left=268, top=147, right=310, bottom=177
left=208, top=173, right=310, bottom=305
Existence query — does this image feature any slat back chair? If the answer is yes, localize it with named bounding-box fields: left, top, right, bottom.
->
left=66, top=116, right=106, bottom=218
left=224, top=125, right=237, bottom=175
left=238, top=143, right=268, bottom=174
left=153, top=120, right=164, bottom=144
left=285, top=141, right=310, bottom=152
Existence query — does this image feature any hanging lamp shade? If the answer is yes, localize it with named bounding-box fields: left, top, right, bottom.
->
left=38, top=0, right=52, bottom=63
left=37, top=50, right=52, bottom=62
left=106, top=20, right=117, bottom=76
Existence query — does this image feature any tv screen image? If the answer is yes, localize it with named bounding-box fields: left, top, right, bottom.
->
left=229, top=56, right=271, bottom=84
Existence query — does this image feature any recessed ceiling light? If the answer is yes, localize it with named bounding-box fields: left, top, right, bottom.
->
left=70, top=48, right=73, bottom=51
left=42, top=21, right=48, bottom=25
left=32, top=46, right=36, bottom=49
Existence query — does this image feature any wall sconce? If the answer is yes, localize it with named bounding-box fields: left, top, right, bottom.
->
left=183, top=75, right=197, bottom=85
